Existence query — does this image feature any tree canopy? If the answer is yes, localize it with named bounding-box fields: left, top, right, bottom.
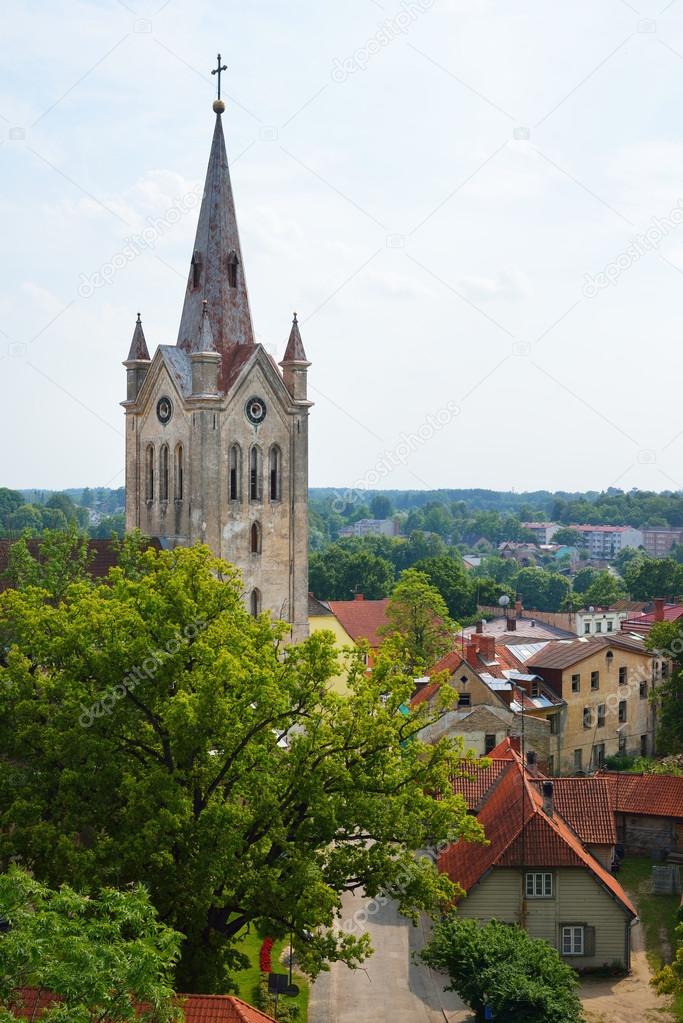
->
left=0, top=867, right=181, bottom=1023
left=0, top=538, right=481, bottom=992
left=379, top=569, right=456, bottom=674
left=421, top=916, right=584, bottom=1023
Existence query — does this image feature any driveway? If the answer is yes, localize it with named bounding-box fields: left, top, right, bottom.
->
left=308, top=891, right=472, bottom=1023
left=580, top=921, right=673, bottom=1023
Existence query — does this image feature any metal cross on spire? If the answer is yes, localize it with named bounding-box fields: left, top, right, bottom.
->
left=211, top=53, right=227, bottom=100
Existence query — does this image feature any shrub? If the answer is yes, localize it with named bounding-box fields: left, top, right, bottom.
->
left=421, top=916, right=584, bottom=1023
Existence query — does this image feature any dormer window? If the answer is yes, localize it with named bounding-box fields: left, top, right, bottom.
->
left=191, top=251, right=202, bottom=290
left=227, top=250, right=239, bottom=289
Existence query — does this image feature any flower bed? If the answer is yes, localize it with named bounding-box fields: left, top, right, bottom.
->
left=259, top=936, right=274, bottom=973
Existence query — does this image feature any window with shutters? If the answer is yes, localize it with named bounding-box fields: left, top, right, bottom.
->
left=561, top=925, right=584, bottom=955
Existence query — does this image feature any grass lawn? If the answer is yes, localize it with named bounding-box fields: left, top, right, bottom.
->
left=231, top=926, right=309, bottom=1021
left=618, top=855, right=683, bottom=1021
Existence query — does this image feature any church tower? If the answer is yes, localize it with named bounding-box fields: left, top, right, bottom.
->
left=122, top=83, right=311, bottom=642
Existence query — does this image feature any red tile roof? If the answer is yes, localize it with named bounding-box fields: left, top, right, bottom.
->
left=449, top=757, right=513, bottom=810
left=531, top=778, right=617, bottom=845
left=8, top=989, right=276, bottom=1022
left=601, top=772, right=683, bottom=818
left=327, top=598, right=390, bottom=648
left=438, top=759, right=636, bottom=917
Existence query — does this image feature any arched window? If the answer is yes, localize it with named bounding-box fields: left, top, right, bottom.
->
left=250, top=521, right=261, bottom=554
left=160, top=444, right=169, bottom=502
left=249, top=446, right=262, bottom=501
left=145, top=444, right=155, bottom=501
left=229, top=444, right=241, bottom=501
left=269, top=445, right=281, bottom=501
left=250, top=588, right=261, bottom=617
left=174, top=444, right=183, bottom=501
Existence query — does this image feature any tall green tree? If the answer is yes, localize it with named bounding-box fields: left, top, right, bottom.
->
left=647, top=620, right=683, bottom=754
left=515, top=567, right=570, bottom=613
left=412, top=556, right=476, bottom=620
left=421, top=916, right=583, bottom=1023
left=0, top=867, right=181, bottom=1023
left=582, top=571, right=626, bottom=608
left=379, top=568, right=456, bottom=673
left=0, top=539, right=480, bottom=992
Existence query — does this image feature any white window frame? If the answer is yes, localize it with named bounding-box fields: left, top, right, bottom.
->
left=561, top=925, right=584, bottom=955
left=525, top=872, right=553, bottom=898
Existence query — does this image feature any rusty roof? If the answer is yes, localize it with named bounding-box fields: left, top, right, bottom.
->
left=281, top=312, right=308, bottom=363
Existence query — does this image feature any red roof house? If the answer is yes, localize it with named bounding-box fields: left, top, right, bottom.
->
left=7, top=989, right=276, bottom=1023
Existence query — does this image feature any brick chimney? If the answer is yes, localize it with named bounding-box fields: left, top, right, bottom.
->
left=506, top=615, right=517, bottom=631
left=475, top=619, right=484, bottom=634
left=478, top=635, right=496, bottom=661
left=354, top=594, right=365, bottom=601
left=465, top=640, right=479, bottom=667
left=515, top=599, right=523, bottom=618
left=654, top=597, right=665, bottom=622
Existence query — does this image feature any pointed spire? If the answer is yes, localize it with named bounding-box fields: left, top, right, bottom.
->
left=195, top=300, right=217, bottom=353
left=281, top=312, right=308, bottom=364
left=177, top=110, right=254, bottom=360
left=126, top=312, right=150, bottom=362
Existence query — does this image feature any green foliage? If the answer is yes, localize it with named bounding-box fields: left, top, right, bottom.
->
left=623, top=555, right=683, bottom=601
left=0, top=867, right=181, bottom=1023
left=421, top=916, right=584, bottom=1023
left=309, top=544, right=394, bottom=599
left=412, top=556, right=476, bottom=620
left=582, top=571, right=626, bottom=608
left=0, top=539, right=482, bottom=992
left=552, top=527, right=587, bottom=549
left=515, top=567, right=571, bottom=613
left=3, top=529, right=93, bottom=601
left=646, top=621, right=683, bottom=754
left=369, top=495, right=393, bottom=519
left=379, top=569, right=457, bottom=673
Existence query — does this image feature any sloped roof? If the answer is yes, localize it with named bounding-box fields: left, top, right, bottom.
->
left=601, top=772, right=683, bottom=818
left=8, top=990, right=276, bottom=1022
left=531, top=778, right=617, bottom=845
left=327, top=598, right=390, bottom=648
left=525, top=634, right=647, bottom=671
left=308, top=593, right=333, bottom=616
left=438, top=756, right=636, bottom=917
left=449, top=757, right=513, bottom=811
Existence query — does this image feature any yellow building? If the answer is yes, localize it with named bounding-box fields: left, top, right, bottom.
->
left=307, top=594, right=390, bottom=695
left=526, top=634, right=659, bottom=775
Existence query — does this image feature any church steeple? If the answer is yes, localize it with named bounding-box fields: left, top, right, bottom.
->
left=176, top=103, right=254, bottom=358
left=280, top=312, right=310, bottom=401
left=127, top=312, right=149, bottom=361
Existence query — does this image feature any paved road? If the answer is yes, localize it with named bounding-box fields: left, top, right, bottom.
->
left=308, top=891, right=473, bottom=1023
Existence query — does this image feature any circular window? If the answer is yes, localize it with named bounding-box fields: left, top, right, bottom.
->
left=156, top=396, right=173, bottom=425
left=245, top=395, right=267, bottom=425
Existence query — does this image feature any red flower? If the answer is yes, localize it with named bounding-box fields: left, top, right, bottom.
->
left=259, top=936, right=274, bottom=973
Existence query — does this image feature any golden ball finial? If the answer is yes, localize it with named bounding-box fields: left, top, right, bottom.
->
left=213, top=99, right=225, bottom=114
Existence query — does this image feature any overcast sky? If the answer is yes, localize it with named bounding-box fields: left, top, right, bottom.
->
left=3, top=0, right=683, bottom=495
